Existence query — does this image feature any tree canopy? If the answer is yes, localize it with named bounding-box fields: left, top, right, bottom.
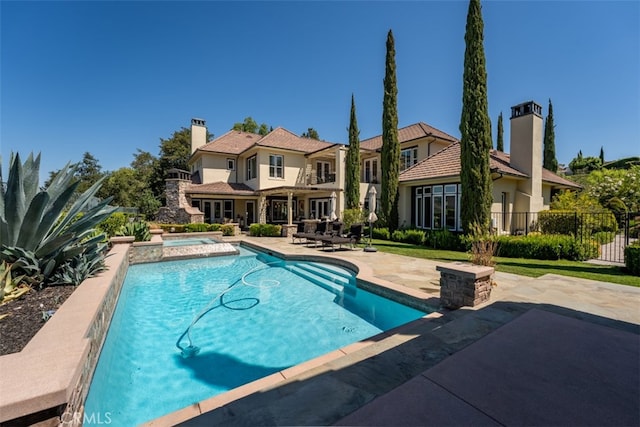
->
left=232, top=117, right=270, bottom=135
left=301, top=128, right=320, bottom=140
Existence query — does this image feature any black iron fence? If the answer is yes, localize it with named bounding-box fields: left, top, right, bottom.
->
left=490, top=211, right=639, bottom=264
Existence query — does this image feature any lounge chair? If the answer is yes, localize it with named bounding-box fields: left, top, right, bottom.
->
left=306, top=221, right=343, bottom=247
left=319, top=223, right=363, bottom=251
left=292, top=221, right=328, bottom=245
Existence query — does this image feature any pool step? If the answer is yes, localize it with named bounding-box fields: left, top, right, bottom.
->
left=288, top=263, right=356, bottom=297
left=295, top=262, right=353, bottom=286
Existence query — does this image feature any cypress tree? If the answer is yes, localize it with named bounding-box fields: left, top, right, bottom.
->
left=381, top=29, right=400, bottom=231
left=496, top=111, right=504, bottom=152
left=599, top=146, right=605, bottom=164
left=459, top=0, right=493, bottom=235
left=345, top=94, right=361, bottom=209
left=543, top=98, right=558, bottom=172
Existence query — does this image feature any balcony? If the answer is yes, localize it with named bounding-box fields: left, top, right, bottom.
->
left=306, top=172, right=336, bottom=185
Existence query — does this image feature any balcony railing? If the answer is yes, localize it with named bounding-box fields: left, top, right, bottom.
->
left=306, top=172, right=336, bottom=185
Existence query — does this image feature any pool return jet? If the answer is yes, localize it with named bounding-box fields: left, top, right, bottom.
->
left=176, top=261, right=282, bottom=358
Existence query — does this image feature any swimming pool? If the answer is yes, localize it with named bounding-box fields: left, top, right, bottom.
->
left=84, top=247, right=427, bottom=425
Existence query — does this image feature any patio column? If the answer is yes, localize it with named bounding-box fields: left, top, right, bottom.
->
left=259, top=195, right=267, bottom=224
left=287, top=191, right=293, bottom=226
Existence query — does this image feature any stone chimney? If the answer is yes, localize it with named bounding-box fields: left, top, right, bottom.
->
left=190, top=118, right=207, bottom=154
left=509, top=101, right=544, bottom=213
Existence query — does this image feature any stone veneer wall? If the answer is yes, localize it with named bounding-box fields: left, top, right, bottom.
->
left=436, top=263, right=494, bottom=309
left=63, top=242, right=131, bottom=424
left=156, top=178, right=205, bottom=224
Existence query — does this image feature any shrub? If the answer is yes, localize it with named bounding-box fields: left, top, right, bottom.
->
left=156, top=223, right=186, bottom=233
left=391, top=229, right=425, bottom=245
left=624, top=241, right=640, bottom=276
left=98, top=212, right=128, bottom=238
left=495, top=234, right=598, bottom=261
left=538, top=210, right=618, bottom=237
left=116, top=221, right=151, bottom=242
left=342, top=208, right=365, bottom=229
left=184, top=223, right=209, bottom=233
left=220, top=224, right=235, bottom=236
left=249, top=223, right=282, bottom=237
left=208, top=223, right=221, bottom=232
left=424, top=229, right=465, bottom=251
left=372, top=227, right=390, bottom=240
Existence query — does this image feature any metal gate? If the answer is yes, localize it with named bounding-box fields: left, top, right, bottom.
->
left=587, top=211, right=639, bottom=264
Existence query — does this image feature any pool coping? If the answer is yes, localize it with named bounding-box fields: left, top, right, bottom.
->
left=143, top=239, right=444, bottom=426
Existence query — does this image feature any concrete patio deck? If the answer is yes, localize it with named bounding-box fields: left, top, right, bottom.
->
left=170, top=235, right=639, bottom=426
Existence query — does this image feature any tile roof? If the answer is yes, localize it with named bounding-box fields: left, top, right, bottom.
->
left=196, top=127, right=335, bottom=156
left=399, top=143, right=581, bottom=189
left=256, top=127, right=335, bottom=153
left=197, top=130, right=263, bottom=155
left=186, top=182, right=257, bottom=196
left=360, top=122, right=459, bottom=151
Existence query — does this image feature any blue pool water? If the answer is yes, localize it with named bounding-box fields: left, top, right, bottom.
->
left=163, top=237, right=218, bottom=246
left=84, top=247, right=426, bottom=425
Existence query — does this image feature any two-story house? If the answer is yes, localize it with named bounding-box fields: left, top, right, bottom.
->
left=157, top=117, right=456, bottom=228
left=157, top=100, right=579, bottom=235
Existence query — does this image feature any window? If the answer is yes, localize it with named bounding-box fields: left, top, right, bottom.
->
left=310, top=198, right=330, bottom=219
left=223, top=200, right=233, bottom=220
left=269, top=154, right=284, bottom=178
left=364, top=158, right=378, bottom=183
left=269, top=199, right=296, bottom=222
left=316, top=161, right=331, bottom=183
left=227, top=158, right=235, bottom=170
left=246, top=155, right=257, bottom=180
left=413, top=184, right=460, bottom=231
left=400, top=147, right=418, bottom=171
left=445, top=185, right=457, bottom=230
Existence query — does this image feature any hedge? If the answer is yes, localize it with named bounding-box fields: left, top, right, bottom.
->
left=495, top=234, right=599, bottom=261
left=538, top=210, right=618, bottom=236
left=220, top=224, right=235, bottom=236
left=249, top=223, right=282, bottom=237
left=624, top=242, right=640, bottom=276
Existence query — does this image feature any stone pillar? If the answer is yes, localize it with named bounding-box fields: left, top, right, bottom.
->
left=281, top=224, right=297, bottom=239
left=287, top=192, right=293, bottom=226
left=436, top=263, right=495, bottom=309
left=259, top=195, right=267, bottom=224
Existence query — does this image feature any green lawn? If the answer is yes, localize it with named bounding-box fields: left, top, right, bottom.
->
left=367, top=239, right=640, bottom=287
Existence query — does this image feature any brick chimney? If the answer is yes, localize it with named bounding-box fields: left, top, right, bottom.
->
left=510, top=101, right=544, bottom=213
left=190, top=118, right=207, bottom=154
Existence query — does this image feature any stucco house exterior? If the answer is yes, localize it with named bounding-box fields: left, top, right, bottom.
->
left=157, top=100, right=579, bottom=235
left=397, top=101, right=579, bottom=233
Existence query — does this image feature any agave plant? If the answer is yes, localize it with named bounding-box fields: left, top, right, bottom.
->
left=0, top=261, right=29, bottom=305
left=116, top=221, right=151, bottom=242
left=0, top=152, right=117, bottom=285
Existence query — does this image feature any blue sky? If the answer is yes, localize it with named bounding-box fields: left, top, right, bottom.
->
left=2, top=1, right=639, bottom=179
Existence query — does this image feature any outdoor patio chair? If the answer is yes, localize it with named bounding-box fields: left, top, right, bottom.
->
left=319, top=223, right=363, bottom=251
left=292, top=221, right=328, bottom=244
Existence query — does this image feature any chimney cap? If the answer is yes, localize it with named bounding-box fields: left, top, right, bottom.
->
left=510, top=101, right=542, bottom=119
left=191, top=118, right=206, bottom=127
